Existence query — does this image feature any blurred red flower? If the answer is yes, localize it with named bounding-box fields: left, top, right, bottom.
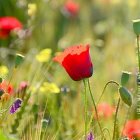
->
left=53, top=44, right=93, bottom=81
left=64, top=0, right=79, bottom=17
left=0, top=16, right=22, bottom=39
left=95, top=103, right=115, bottom=119
left=123, top=120, right=140, bottom=139
left=0, top=80, right=14, bottom=94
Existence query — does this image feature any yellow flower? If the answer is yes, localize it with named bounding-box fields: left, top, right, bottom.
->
left=30, top=86, right=36, bottom=94
left=28, top=3, right=37, bottom=16
left=40, top=82, right=60, bottom=94
left=0, top=65, right=9, bottom=78
left=36, top=49, right=52, bottom=63
left=128, top=0, right=136, bottom=8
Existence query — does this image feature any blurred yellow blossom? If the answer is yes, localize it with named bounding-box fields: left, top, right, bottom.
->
left=40, top=82, right=60, bottom=94
left=28, top=3, right=37, bottom=16
left=30, top=86, right=36, bottom=94
left=0, top=65, right=9, bottom=78
left=128, top=0, right=136, bottom=8
left=36, top=49, right=52, bottom=63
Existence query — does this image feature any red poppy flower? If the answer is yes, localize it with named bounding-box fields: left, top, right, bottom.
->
left=0, top=80, right=14, bottom=94
left=0, top=16, right=22, bottom=39
left=53, top=44, right=93, bottom=81
left=95, top=103, right=115, bottom=119
left=63, top=0, right=79, bottom=17
left=123, top=120, right=140, bottom=139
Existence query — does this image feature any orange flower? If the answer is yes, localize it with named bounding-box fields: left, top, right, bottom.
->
left=95, top=103, right=115, bottom=119
left=123, top=120, right=140, bottom=139
left=53, top=44, right=93, bottom=81
left=0, top=80, right=14, bottom=94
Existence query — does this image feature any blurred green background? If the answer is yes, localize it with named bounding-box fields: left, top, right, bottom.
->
left=0, top=0, right=140, bottom=139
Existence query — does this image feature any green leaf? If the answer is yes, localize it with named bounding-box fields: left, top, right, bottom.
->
left=121, top=71, right=131, bottom=86
left=15, top=54, right=25, bottom=68
left=133, top=19, right=140, bottom=35
left=0, top=78, right=2, bottom=83
left=119, top=86, right=132, bottom=106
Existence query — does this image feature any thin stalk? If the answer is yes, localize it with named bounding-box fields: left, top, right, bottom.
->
left=137, top=35, right=140, bottom=73
left=7, top=68, right=16, bottom=90
left=121, top=107, right=131, bottom=137
left=28, top=61, right=53, bottom=93
left=112, top=98, right=120, bottom=140
left=87, top=79, right=106, bottom=140
left=97, top=80, right=119, bottom=105
left=39, top=99, right=48, bottom=140
left=136, top=35, right=140, bottom=119
left=83, top=79, right=88, bottom=140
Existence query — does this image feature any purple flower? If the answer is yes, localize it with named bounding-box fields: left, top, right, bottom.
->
left=10, top=98, right=22, bottom=114
left=87, top=132, right=94, bottom=140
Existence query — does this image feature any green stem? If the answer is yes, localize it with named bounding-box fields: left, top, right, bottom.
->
left=112, top=98, right=120, bottom=140
left=136, top=36, right=140, bottom=119
left=97, top=80, right=119, bottom=105
left=87, top=79, right=106, bottom=140
left=121, top=107, right=130, bottom=137
left=137, top=35, right=140, bottom=73
left=83, top=79, right=88, bottom=140
left=7, top=68, right=16, bottom=91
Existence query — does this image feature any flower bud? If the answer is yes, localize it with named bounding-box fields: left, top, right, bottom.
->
left=133, top=19, right=140, bottom=35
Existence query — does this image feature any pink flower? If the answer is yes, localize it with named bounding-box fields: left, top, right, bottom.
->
left=19, top=81, right=28, bottom=91
left=0, top=16, right=22, bottom=39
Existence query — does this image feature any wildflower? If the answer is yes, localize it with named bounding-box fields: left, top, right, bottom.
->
left=19, top=81, right=28, bottom=91
left=17, top=81, right=28, bottom=99
left=0, top=80, right=13, bottom=94
left=95, top=103, right=115, bottom=119
left=0, top=16, right=22, bottom=39
left=63, top=0, right=79, bottom=17
left=28, top=3, right=37, bottom=16
left=53, top=44, right=93, bottom=81
left=10, top=98, right=22, bottom=114
left=0, top=65, right=9, bottom=78
left=36, top=49, right=52, bottom=63
left=40, top=82, right=60, bottom=94
left=123, top=120, right=140, bottom=139
left=87, top=132, right=94, bottom=140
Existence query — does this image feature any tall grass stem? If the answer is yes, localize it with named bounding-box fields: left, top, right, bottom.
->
left=87, top=79, right=106, bottom=140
